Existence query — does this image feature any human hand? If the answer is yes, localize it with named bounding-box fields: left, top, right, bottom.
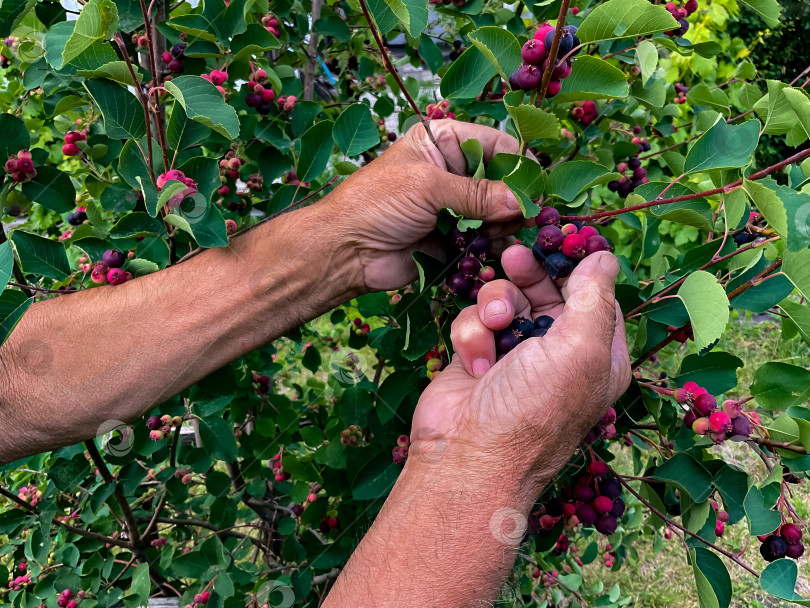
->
left=320, top=120, right=526, bottom=292
left=408, top=245, right=631, bottom=496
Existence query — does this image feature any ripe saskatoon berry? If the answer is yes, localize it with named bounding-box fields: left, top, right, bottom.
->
left=586, top=235, right=611, bottom=255
left=458, top=256, right=479, bottom=276
left=102, top=249, right=125, bottom=268
left=760, top=535, right=788, bottom=562
left=513, top=64, right=542, bottom=90
left=593, top=496, right=614, bottom=514
left=535, top=206, right=560, bottom=227
left=496, top=330, right=521, bottom=354
left=62, top=143, right=79, bottom=156
left=599, top=478, right=622, bottom=500
left=729, top=415, right=751, bottom=439
left=628, top=157, right=641, bottom=170
left=611, top=498, right=626, bottom=518
left=576, top=503, right=598, bottom=526
left=107, top=268, right=127, bottom=285
left=588, top=461, right=608, bottom=477
left=781, top=523, right=802, bottom=544
left=534, top=315, right=554, bottom=331
left=512, top=316, right=535, bottom=336
left=787, top=542, right=805, bottom=559
left=595, top=514, right=618, bottom=535
left=468, top=235, right=491, bottom=256
left=578, top=225, right=599, bottom=240
left=546, top=79, right=562, bottom=97
left=543, top=252, right=575, bottom=280
left=572, top=484, right=595, bottom=503
left=693, top=393, right=717, bottom=416
left=708, top=411, right=732, bottom=434
left=147, top=415, right=162, bottom=430
left=448, top=273, right=473, bottom=296
left=546, top=497, right=564, bottom=517
left=561, top=234, right=587, bottom=258
left=521, top=39, right=546, bottom=65
left=537, top=225, right=565, bottom=251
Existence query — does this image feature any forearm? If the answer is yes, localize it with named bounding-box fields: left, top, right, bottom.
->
left=323, top=442, right=552, bottom=608
left=0, top=202, right=362, bottom=462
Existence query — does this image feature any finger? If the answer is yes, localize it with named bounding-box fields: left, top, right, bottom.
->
left=481, top=220, right=523, bottom=241
left=475, top=279, right=531, bottom=330
left=551, top=252, right=621, bottom=370
left=609, top=301, right=632, bottom=401
left=434, top=168, right=522, bottom=224
left=500, top=244, right=564, bottom=313
left=449, top=305, right=495, bottom=378
left=419, top=122, right=522, bottom=171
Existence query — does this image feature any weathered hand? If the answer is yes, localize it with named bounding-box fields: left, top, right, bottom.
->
left=409, top=245, right=631, bottom=489
left=322, top=120, right=526, bottom=292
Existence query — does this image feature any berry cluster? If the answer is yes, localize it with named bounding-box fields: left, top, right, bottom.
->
left=276, top=94, right=298, bottom=113
left=584, top=406, right=618, bottom=443
left=130, top=32, right=148, bottom=50
left=62, top=129, right=87, bottom=157
left=156, top=169, right=197, bottom=209
left=759, top=523, right=804, bottom=562
left=392, top=434, right=409, bottom=464
left=377, top=119, right=396, bottom=143
left=246, top=172, right=263, bottom=192
left=711, top=499, right=729, bottom=537
left=448, top=255, right=496, bottom=301
left=4, top=149, right=36, bottom=182
left=571, top=100, right=598, bottom=126
left=7, top=573, right=32, bottom=591
left=174, top=467, right=194, bottom=484
left=494, top=314, right=554, bottom=358
left=532, top=207, right=612, bottom=280
left=217, top=150, right=245, bottom=198
left=677, top=383, right=753, bottom=443
left=448, top=39, right=465, bottom=61
left=182, top=591, right=210, bottom=608
left=150, top=536, right=167, bottom=549
left=319, top=516, right=340, bottom=533
left=244, top=68, right=276, bottom=115
left=340, top=424, right=363, bottom=447
left=161, top=43, right=186, bottom=74
left=146, top=413, right=183, bottom=441
left=56, top=589, right=83, bottom=608
left=252, top=373, right=271, bottom=393
left=260, top=14, right=282, bottom=38
left=272, top=451, right=289, bottom=482
left=88, top=249, right=130, bottom=286
left=201, top=68, right=228, bottom=96
left=632, top=135, right=651, bottom=153
left=664, top=0, right=698, bottom=37
left=510, top=23, right=579, bottom=96
left=608, top=155, right=647, bottom=198
left=352, top=317, right=371, bottom=334
left=674, top=82, right=689, bottom=104
left=18, top=484, right=41, bottom=506
left=425, top=100, right=455, bottom=120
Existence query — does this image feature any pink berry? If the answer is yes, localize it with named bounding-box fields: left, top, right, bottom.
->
left=62, top=143, right=79, bottom=156
left=722, top=399, right=742, bottom=418
left=161, top=51, right=172, bottom=63
left=225, top=219, right=237, bottom=234
left=781, top=523, right=802, bottom=544
left=708, top=411, right=732, bottom=434
left=588, top=461, right=608, bottom=477
left=255, top=68, right=267, bottom=80
left=561, top=234, right=587, bottom=258
left=107, top=268, right=127, bottom=285
left=593, top=496, right=614, bottom=514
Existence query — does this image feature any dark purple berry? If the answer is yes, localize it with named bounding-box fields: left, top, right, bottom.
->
left=599, top=478, right=622, bottom=500
left=543, top=252, right=575, bottom=280
left=469, top=283, right=482, bottom=301
left=67, top=211, right=87, bottom=225
left=610, top=498, right=626, bottom=518
left=572, top=484, right=595, bottom=503
left=787, top=542, right=805, bottom=559
left=729, top=415, right=751, bottom=439
left=595, top=514, right=618, bottom=535
left=448, top=273, right=473, bottom=296
left=102, top=249, right=126, bottom=268
left=546, top=497, right=564, bottom=517
left=468, top=235, right=491, bottom=256
left=585, top=235, right=611, bottom=255
left=530, top=328, right=548, bottom=338
left=537, top=225, right=565, bottom=251
left=535, top=207, right=560, bottom=227
left=515, top=317, right=535, bottom=337
left=576, top=503, right=598, bottom=525
left=458, top=256, right=480, bottom=276
left=496, top=330, right=521, bottom=354
left=531, top=243, right=546, bottom=265
left=170, top=43, right=186, bottom=58
left=534, top=315, right=554, bottom=330
left=628, top=157, right=641, bottom=170
left=245, top=93, right=262, bottom=107
left=512, top=64, right=542, bottom=91
left=608, top=180, right=620, bottom=192
left=760, top=535, right=788, bottom=562
left=147, top=416, right=162, bottom=430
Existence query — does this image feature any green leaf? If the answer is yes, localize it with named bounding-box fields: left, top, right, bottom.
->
left=691, top=548, right=731, bottom=608
left=739, top=0, right=782, bottom=28
left=418, top=34, right=444, bottom=74
left=20, top=167, right=76, bottom=213
left=76, top=60, right=143, bottom=87
left=556, top=56, right=629, bottom=102
left=297, top=120, right=335, bottom=183
left=503, top=91, right=560, bottom=145
left=0, top=289, right=32, bottom=346
left=352, top=458, right=400, bottom=500
left=230, top=23, right=281, bottom=59
left=743, top=485, right=781, bottom=536
left=84, top=79, right=146, bottom=140
left=376, top=370, right=418, bottom=425
left=459, top=138, right=485, bottom=178
left=686, top=84, right=730, bottom=112
left=653, top=453, right=713, bottom=502
left=440, top=47, right=497, bottom=100
left=365, top=0, right=399, bottom=35
left=10, top=230, right=70, bottom=280
left=782, top=88, right=810, bottom=143
left=712, top=465, right=748, bottom=524
left=636, top=40, right=658, bottom=87
left=110, top=212, right=168, bottom=239
left=0, top=242, right=12, bottom=289
left=167, top=104, right=212, bottom=152
left=635, top=182, right=713, bottom=231
left=675, top=352, right=743, bottom=394
left=743, top=178, right=810, bottom=252
left=751, top=362, right=810, bottom=409
left=548, top=161, right=619, bottom=203
left=779, top=300, right=810, bottom=345
left=783, top=247, right=810, bottom=301
left=62, top=0, right=119, bottom=67
left=502, top=156, right=544, bottom=217
left=313, top=16, right=351, bottom=43
left=381, top=0, right=428, bottom=38
left=117, top=137, right=160, bottom=190
left=676, top=270, right=729, bottom=353
left=174, top=199, right=229, bottom=249
left=164, top=76, right=240, bottom=139
left=0, top=114, right=30, bottom=160
left=467, top=26, right=522, bottom=84
left=577, top=0, right=679, bottom=43
left=127, top=563, right=151, bottom=604
left=0, top=0, right=37, bottom=38
left=683, top=118, right=760, bottom=174
left=332, top=104, right=379, bottom=157
left=198, top=416, right=238, bottom=461
left=155, top=180, right=187, bottom=217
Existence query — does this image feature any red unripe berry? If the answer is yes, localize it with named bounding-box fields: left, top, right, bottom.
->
left=578, top=225, right=599, bottom=239
left=781, top=523, right=802, bottom=544
left=593, top=496, right=614, bottom=514
left=571, top=6, right=579, bottom=15
left=262, top=88, right=275, bottom=102
left=62, top=143, right=80, bottom=156
left=572, top=106, right=585, bottom=119
left=561, top=234, right=587, bottom=258
left=692, top=417, right=710, bottom=435
left=546, top=79, right=562, bottom=97
left=693, top=393, right=717, bottom=416
left=563, top=502, right=576, bottom=518
left=255, top=68, right=267, bottom=80
left=708, top=411, right=732, bottom=434
left=328, top=517, right=339, bottom=528
left=539, top=514, right=556, bottom=529
left=137, top=36, right=148, bottom=47
left=521, top=39, right=546, bottom=65
left=168, top=58, right=183, bottom=73
left=715, top=521, right=725, bottom=536
left=478, top=266, right=496, bottom=282
left=107, top=268, right=127, bottom=285
left=217, top=185, right=229, bottom=196
left=161, top=51, right=172, bottom=63
left=717, top=510, right=729, bottom=523
left=588, top=461, right=608, bottom=477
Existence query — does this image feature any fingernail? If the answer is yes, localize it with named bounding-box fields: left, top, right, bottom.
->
left=505, top=190, right=519, bottom=211
left=484, top=299, right=507, bottom=317
left=472, top=358, right=491, bottom=377
left=599, top=252, right=619, bottom=275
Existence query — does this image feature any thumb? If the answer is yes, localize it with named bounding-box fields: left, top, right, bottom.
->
left=553, top=251, right=621, bottom=365
left=433, top=168, right=524, bottom=223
